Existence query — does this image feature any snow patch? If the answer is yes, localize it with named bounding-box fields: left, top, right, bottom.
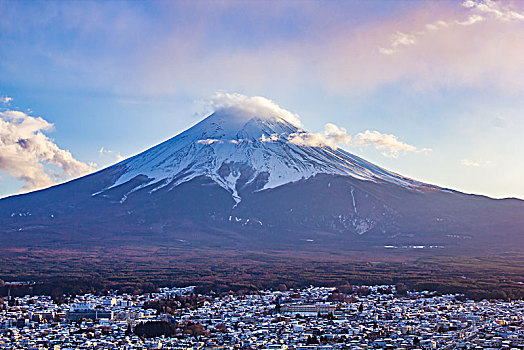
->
left=350, top=186, right=357, bottom=214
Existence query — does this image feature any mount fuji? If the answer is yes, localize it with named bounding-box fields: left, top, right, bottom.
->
left=100, top=106, right=435, bottom=205
left=0, top=97, right=523, bottom=256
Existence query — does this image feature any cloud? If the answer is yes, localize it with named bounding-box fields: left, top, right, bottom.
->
left=379, top=11, right=484, bottom=56
left=201, top=93, right=425, bottom=158
left=204, top=92, right=302, bottom=127
left=461, top=159, right=491, bottom=167
left=379, top=0, right=524, bottom=56
left=137, top=0, right=524, bottom=95
left=99, top=146, right=125, bottom=163
left=288, top=123, right=351, bottom=149
left=286, top=122, right=427, bottom=158
left=353, top=130, right=431, bottom=158
left=196, top=139, right=221, bottom=145
left=0, top=109, right=94, bottom=192
left=379, top=31, right=418, bottom=55
left=463, top=0, right=524, bottom=21
left=260, top=134, right=279, bottom=143
left=492, top=116, right=507, bottom=128
left=0, top=96, right=13, bottom=104
left=3, top=1, right=524, bottom=97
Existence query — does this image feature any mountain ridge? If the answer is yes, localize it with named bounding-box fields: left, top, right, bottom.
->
left=0, top=100, right=523, bottom=258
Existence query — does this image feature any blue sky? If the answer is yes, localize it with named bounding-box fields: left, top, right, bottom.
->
left=1, top=0, right=524, bottom=199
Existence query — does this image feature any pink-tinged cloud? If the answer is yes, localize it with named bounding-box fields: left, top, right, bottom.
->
left=4, top=0, right=524, bottom=97
left=4, top=1, right=522, bottom=96
left=134, top=0, right=524, bottom=96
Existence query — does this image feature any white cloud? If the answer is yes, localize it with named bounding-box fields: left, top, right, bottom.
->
left=456, top=14, right=484, bottom=26
left=380, top=11, right=484, bottom=56
left=286, top=122, right=427, bottom=159
left=379, top=31, right=417, bottom=55
left=324, top=123, right=353, bottom=145
left=200, top=94, right=424, bottom=158
left=196, top=139, right=221, bottom=145
left=354, top=130, right=431, bottom=158
left=260, top=134, right=280, bottom=143
left=288, top=123, right=352, bottom=149
left=206, top=92, right=302, bottom=127
left=288, top=131, right=333, bottom=148
left=99, top=146, right=125, bottom=163
left=492, top=116, right=507, bottom=128
left=461, top=159, right=491, bottom=167
left=0, top=96, right=13, bottom=104
left=0, top=109, right=94, bottom=192
left=463, top=0, right=524, bottom=21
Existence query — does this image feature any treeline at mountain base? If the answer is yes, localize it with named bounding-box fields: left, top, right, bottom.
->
left=0, top=249, right=523, bottom=301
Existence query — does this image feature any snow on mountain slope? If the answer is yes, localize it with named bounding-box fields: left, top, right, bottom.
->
left=96, top=98, right=438, bottom=203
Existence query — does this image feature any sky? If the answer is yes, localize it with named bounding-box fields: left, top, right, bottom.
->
left=1, top=0, right=524, bottom=199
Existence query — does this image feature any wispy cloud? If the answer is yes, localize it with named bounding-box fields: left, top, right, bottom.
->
left=463, top=0, right=524, bottom=21
left=99, top=146, right=125, bottom=163
left=196, top=139, right=221, bottom=145
left=0, top=109, right=94, bottom=192
left=0, top=96, right=13, bottom=104
left=354, top=130, right=431, bottom=158
left=461, top=159, right=491, bottom=167
left=379, top=0, right=524, bottom=57
left=379, top=31, right=418, bottom=55
left=380, top=11, right=485, bottom=55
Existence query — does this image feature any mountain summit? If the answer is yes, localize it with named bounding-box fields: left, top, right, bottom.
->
left=0, top=95, right=523, bottom=255
left=99, top=103, right=433, bottom=205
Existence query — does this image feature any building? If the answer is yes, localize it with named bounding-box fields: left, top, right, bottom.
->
left=281, top=304, right=335, bottom=316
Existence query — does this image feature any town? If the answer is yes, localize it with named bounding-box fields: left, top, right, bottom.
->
left=0, top=284, right=522, bottom=349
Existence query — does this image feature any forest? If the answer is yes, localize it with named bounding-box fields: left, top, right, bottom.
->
left=1, top=249, right=523, bottom=301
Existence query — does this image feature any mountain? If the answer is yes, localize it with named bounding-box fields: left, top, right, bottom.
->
left=98, top=109, right=436, bottom=203
left=1, top=104, right=523, bottom=258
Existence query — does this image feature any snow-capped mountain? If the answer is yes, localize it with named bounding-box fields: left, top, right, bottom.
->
left=0, top=98, right=523, bottom=256
left=96, top=109, right=436, bottom=205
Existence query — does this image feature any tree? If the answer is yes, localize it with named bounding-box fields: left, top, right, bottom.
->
left=396, top=283, right=409, bottom=296
left=125, top=324, right=132, bottom=336
left=337, top=284, right=353, bottom=294
left=134, top=321, right=175, bottom=338
left=306, top=335, right=320, bottom=345
left=214, top=323, right=227, bottom=333
left=278, top=284, right=288, bottom=292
